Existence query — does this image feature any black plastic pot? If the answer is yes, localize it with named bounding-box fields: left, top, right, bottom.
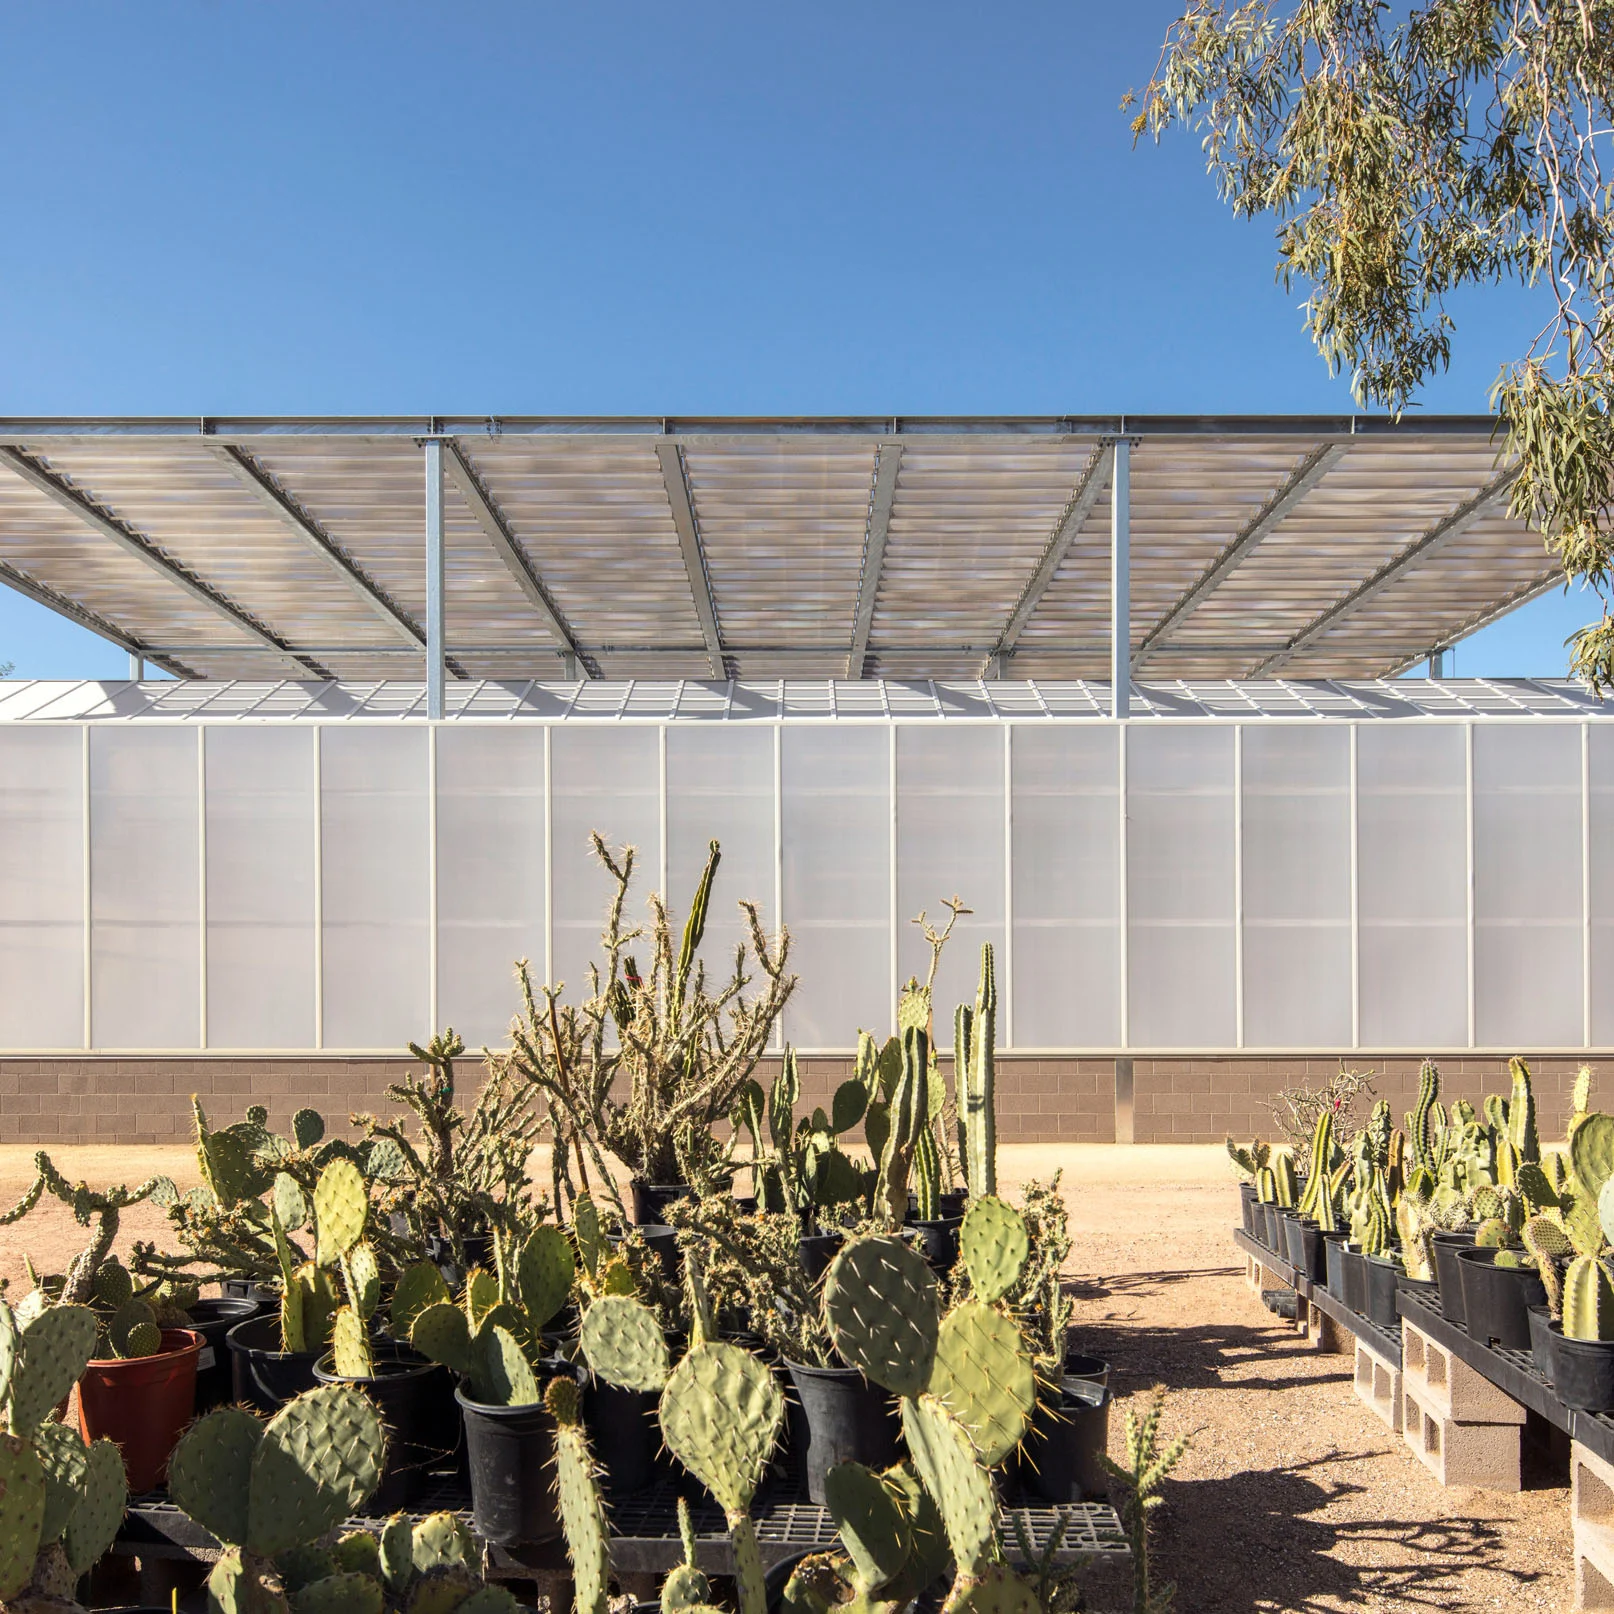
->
left=1529, top=1304, right=1555, bottom=1383
left=458, top=1374, right=571, bottom=1547
left=1548, top=1322, right=1614, bottom=1412
left=1322, top=1231, right=1350, bottom=1300
left=227, top=1313, right=319, bottom=1414
left=785, top=1361, right=900, bottom=1505
left=630, top=1181, right=694, bottom=1227
left=1256, top=1203, right=1278, bottom=1251
left=219, top=1278, right=275, bottom=1308
left=798, top=1233, right=843, bottom=1285
left=1457, top=1247, right=1546, bottom=1350
left=188, top=1298, right=264, bottom=1412
left=1364, top=1254, right=1401, bottom=1331
left=315, top=1347, right=456, bottom=1512
left=911, top=1216, right=963, bottom=1274
left=1238, top=1182, right=1257, bottom=1237
left=425, top=1232, right=494, bottom=1290
left=1063, top=1352, right=1110, bottom=1389
left=1341, top=1244, right=1367, bottom=1315
left=1429, top=1230, right=1476, bottom=1326
left=909, top=1190, right=968, bottom=1221
left=1024, top=1381, right=1111, bottom=1504
left=612, top=1226, right=680, bottom=1287
left=585, top=1377, right=660, bottom=1499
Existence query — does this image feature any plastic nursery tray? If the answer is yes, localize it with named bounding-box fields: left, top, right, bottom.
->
left=119, top=1464, right=1131, bottom=1579
left=1233, top=1226, right=1401, bottom=1368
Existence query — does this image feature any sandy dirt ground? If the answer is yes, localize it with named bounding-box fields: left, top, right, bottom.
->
left=0, top=1142, right=1575, bottom=1613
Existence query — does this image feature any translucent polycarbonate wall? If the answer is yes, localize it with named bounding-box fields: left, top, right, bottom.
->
left=0, top=718, right=1607, bottom=1054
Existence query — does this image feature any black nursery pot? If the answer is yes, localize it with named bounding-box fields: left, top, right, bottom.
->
left=1238, top=1182, right=1258, bottom=1237
left=1258, top=1203, right=1280, bottom=1251
left=798, top=1232, right=844, bottom=1286
left=612, top=1225, right=681, bottom=1287
left=1322, top=1231, right=1350, bottom=1300
left=227, top=1313, right=318, bottom=1415
left=1281, top=1213, right=1313, bottom=1276
left=1063, top=1351, right=1110, bottom=1390
left=1364, top=1254, right=1402, bottom=1331
left=190, top=1298, right=266, bottom=1412
left=585, top=1377, right=660, bottom=1499
left=629, top=1180, right=695, bottom=1227
left=1341, top=1243, right=1367, bottom=1315
left=314, top=1346, right=456, bottom=1513
left=785, top=1361, right=901, bottom=1505
left=911, top=1216, right=964, bottom=1275
left=1548, top=1322, right=1614, bottom=1413
left=458, top=1366, right=576, bottom=1548
left=1297, top=1221, right=1328, bottom=1284
left=425, top=1231, right=494, bottom=1290
left=1528, top=1304, right=1555, bottom=1383
left=908, top=1190, right=968, bottom=1221
left=218, top=1278, right=276, bottom=1309
left=1457, top=1247, right=1546, bottom=1351
left=1025, top=1381, right=1112, bottom=1504
left=1431, top=1230, right=1477, bottom=1327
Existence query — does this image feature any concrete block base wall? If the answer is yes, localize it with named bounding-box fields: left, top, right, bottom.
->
left=0, top=1052, right=1601, bottom=1146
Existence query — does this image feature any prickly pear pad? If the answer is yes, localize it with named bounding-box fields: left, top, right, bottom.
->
left=580, top=1295, right=670, bottom=1392
left=32, top=1419, right=88, bottom=1546
left=0, top=1298, right=17, bottom=1417
left=930, top=1301, right=1035, bottom=1465
left=404, top=1562, right=478, bottom=1614
left=901, top=1395, right=996, bottom=1578
left=455, top=1588, right=524, bottom=1614
left=290, top=1569, right=384, bottom=1614
left=0, top=1433, right=45, bottom=1599
left=168, top=1405, right=263, bottom=1550
left=941, top=1564, right=1041, bottom=1614
left=659, top=1342, right=783, bottom=1518
left=10, top=1304, right=97, bottom=1435
left=518, top=1226, right=576, bottom=1332
left=63, top=1437, right=126, bottom=1576
left=957, top=1198, right=1029, bottom=1305
left=314, top=1159, right=368, bottom=1267
left=247, top=1384, right=385, bottom=1557
left=479, top=1325, right=540, bottom=1407
left=410, top=1303, right=478, bottom=1379
left=822, top=1461, right=911, bottom=1593
left=391, top=1264, right=451, bottom=1343
left=823, top=1237, right=939, bottom=1397
left=409, top=1511, right=475, bottom=1575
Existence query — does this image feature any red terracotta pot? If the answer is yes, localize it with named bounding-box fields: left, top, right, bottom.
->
left=78, top=1327, right=202, bottom=1493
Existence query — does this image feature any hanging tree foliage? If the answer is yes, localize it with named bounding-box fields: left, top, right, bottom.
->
left=1129, top=0, right=1614, bottom=684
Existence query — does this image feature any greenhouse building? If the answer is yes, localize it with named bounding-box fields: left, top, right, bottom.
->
left=0, top=414, right=1604, bottom=1146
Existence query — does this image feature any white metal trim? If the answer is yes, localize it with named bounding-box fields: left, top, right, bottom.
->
left=1586, top=720, right=1594, bottom=1050
left=543, top=724, right=554, bottom=988
left=1117, top=720, right=1129, bottom=1048
left=773, top=721, right=784, bottom=1052
left=312, top=726, right=324, bottom=1051
left=428, top=722, right=439, bottom=1034
left=1003, top=723, right=1014, bottom=1050
left=1233, top=723, right=1244, bottom=1050
left=198, top=725, right=208, bottom=1049
left=1349, top=722, right=1360, bottom=1050
left=1466, top=720, right=1476, bottom=1049
left=80, top=725, right=91, bottom=1051
left=658, top=723, right=668, bottom=899
left=889, top=724, right=899, bottom=1025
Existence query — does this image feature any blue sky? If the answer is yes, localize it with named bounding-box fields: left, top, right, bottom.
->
left=0, top=2, right=1584, bottom=678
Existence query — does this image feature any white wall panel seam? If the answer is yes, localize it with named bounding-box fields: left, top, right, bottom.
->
left=543, top=725, right=553, bottom=988
left=1003, top=724, right=1013, bottom=1050
left=1117, top=720, right=1129, bottom=1048
left=1233, top=723, right=1244, bottom=1050
left=889, top=724, right=898, bottom=1025
left=428, top=723, right=439, bottom=1035
left=1466, top=721, right=1476, bottom=1049
left=197, top=725, right=208, bottom=1049
left=659, top=724, right=668, bottom=900
left=1349, top=723, right=1360, bottom=1050
left=773, top=722, right=783, bottom=1053
left=80, top=725, right=90, bottom=1050
left=312, top=726, right=323, bottom=1050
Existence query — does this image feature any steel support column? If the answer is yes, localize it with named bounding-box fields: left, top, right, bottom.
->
left=425, top=440, right=445, bottom=720
left=1111, top=439, right=1131, bottom=718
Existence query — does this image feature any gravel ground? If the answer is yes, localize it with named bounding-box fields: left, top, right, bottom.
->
left=0, top=1142, right=1577, bottom=1613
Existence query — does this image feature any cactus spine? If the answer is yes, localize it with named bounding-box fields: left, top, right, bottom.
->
left=959, top=945, right=997, bottom=1199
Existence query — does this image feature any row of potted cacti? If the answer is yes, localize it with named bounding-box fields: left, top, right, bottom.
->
left=1236, top=1059, right=1614, bottom=1414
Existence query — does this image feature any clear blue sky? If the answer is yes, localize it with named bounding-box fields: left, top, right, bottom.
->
left=0, top=2, right=1586, bottom=679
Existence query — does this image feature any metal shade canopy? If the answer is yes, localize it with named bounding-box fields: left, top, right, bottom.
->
left=0, top=415, right=1563, bottom=686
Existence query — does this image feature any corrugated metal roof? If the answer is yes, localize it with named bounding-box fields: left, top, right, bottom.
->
left=0, top=415, right=1566, bottom=681
left=0, top=677, right=1602, bottom=722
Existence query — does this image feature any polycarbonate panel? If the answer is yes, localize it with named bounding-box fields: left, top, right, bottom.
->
left=1357, top=724, right=1467, bottom=1047
left=90, top=727, right=199, bottom=1048
left=781, top=728, right=890, bottom=1047
left=896, top=728, right=1005, bottom=1043
left=1126, top=726, right=1235, bottom=1047
left=1593, top=728, right=1614, bottom=1046
left=320, top=728, right=429, bottom=1048
left=1010, top=726, right=1119, bottom=1047
left=1240, top=725, right=1351, bottom=1048
left=205, top=728, right=315, bottom=1048
left=0, top=729, right=82, bottom=1047
left=1474, top=725, right=1583, bottom=1046
left=550, top=728, right=660, bottom=999
left=435, top=728, right=545, bottom=1049
left=666, top=726, right=775, bottom=993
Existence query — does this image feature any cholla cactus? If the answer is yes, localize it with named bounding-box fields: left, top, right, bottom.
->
left=548, top=1377, right=609, bottom=1614
left=407, top=1223, right=575, bottom=1406
left=0, top=1297, right=128, bottom=1613
left=1101, top=1386, right=1190, bottom=1614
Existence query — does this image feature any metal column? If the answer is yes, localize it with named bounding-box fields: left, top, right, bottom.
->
left=424, top=440, right=445, bottom=720
left=1110, top=438, right=1131, bottom=719
left=1429, top=648, right=1448, bottom=679
left=127, top=652, right=144, bottom=681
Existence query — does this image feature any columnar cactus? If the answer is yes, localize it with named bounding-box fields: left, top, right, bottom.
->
left=958, top=944, right=998, bottom=1200
left=1508, top=1057, right=1540, bottom=1167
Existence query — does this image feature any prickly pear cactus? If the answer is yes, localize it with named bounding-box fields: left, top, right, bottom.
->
left=517, top=1225, right=576, bottom=1334
left=579, top=1295, right=671, bottom=1393
left=901, top=1396, right=996, bottom=1577
left=822, top=1237, right=939, bottom=1398
left=957, top=1197, right=1028, bottom=1305
left=661, top=1497, right=711, bottom=1614
left=928, top=1302, right=1035, bottom=1466
left=658, top=1343, right=783, bottom=1520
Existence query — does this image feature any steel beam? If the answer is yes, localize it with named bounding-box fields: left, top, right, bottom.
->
left=0, top=446, right=324, bottom=679
left=206, top=442, right=423, bottom=646
left=849, top=442, right=902, bottom=678
left=1378, top=565, right=1565, bottom=679
left=425, top=440, right=446, bottom=720
left=983, top=442, right=1113, bottom=678
left=655, top=441, right=725, bottom=678
left=1250, top=467, right=1521, bottom=677
left=1111, top=440, right=1131, bottom=718
left=442, top=440, right=592, bottom=677
left=1133, top=442, right=1346, bottom=670
left=0, top=557, right=193, bottom=676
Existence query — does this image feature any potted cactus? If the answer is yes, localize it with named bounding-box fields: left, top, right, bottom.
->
left=0, top=1295, right=129, bottom=1612
left=1541, top=1112, right=1614, bottom=1409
